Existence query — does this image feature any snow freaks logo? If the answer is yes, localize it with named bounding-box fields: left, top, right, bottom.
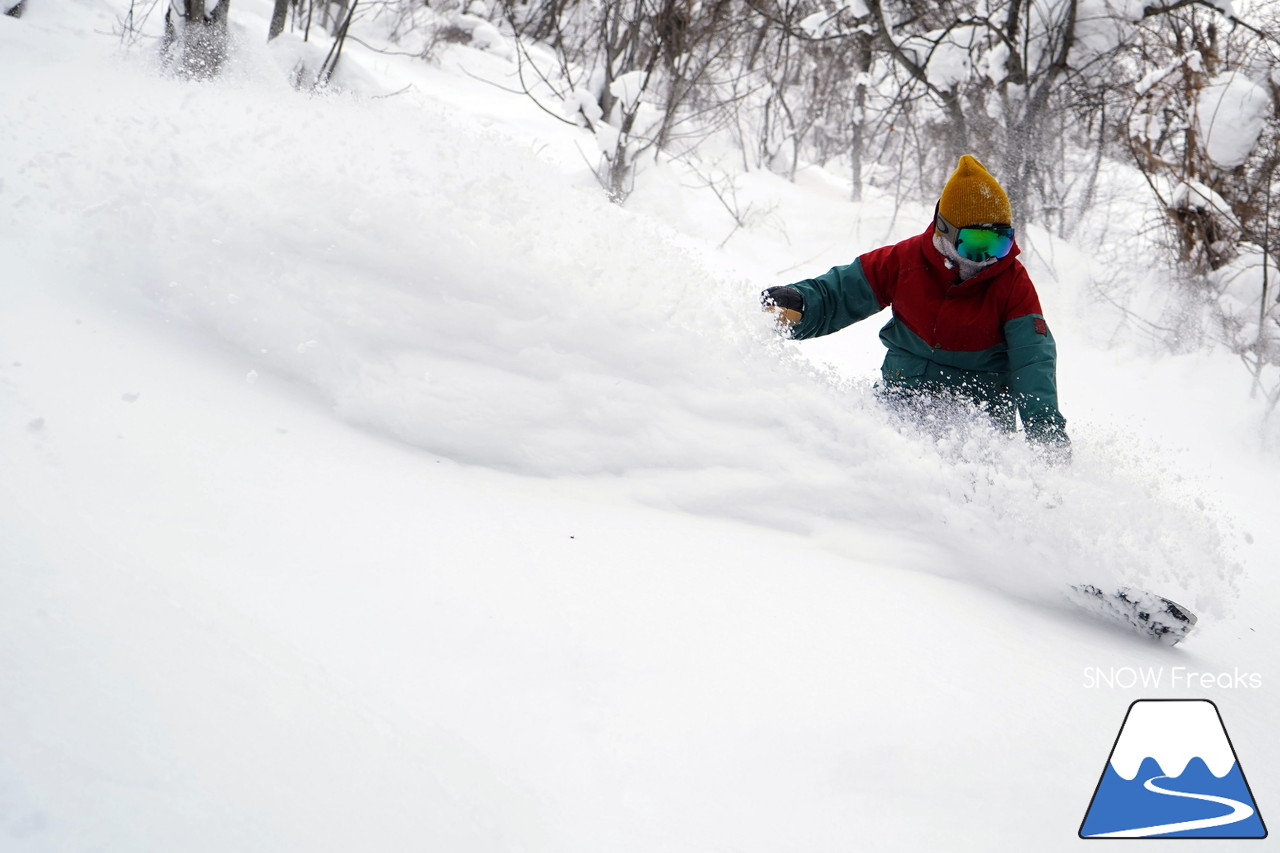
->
left=1079, top=700, right=1267, bottom=839
left=1082, top=666, right=1262, bottom=690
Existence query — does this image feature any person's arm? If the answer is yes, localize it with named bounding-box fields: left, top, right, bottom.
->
left=761, top=258, right=888, bottom=340
left=1004, top=313, right=1069, bottom=447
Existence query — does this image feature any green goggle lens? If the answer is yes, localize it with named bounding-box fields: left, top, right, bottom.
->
left=954, top=226, right=1015, bottom=262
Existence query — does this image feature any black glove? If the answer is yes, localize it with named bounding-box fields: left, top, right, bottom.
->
left=761, top=286, right=804, bottom=330
left=761, top=286, right=804, bottom=313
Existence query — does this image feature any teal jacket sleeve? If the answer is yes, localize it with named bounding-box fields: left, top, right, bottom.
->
left=786, top=259, right=887, bottom=340
left=1004, top=314, right=1069, bottom=443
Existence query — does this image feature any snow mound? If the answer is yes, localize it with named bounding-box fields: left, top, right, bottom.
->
left=1197, top=72, right=1271, bottom=169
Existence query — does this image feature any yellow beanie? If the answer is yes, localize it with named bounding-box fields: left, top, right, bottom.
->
left=938, top=155, right=1012, bottom=227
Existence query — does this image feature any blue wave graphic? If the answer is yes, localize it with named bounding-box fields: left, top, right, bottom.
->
left=1081, top=756, right=1266, bottom=838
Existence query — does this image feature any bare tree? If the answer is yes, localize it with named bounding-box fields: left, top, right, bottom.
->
left=505, top=0, right=756, bottom=201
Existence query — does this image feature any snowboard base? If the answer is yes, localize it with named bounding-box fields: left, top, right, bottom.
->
left=1070, top=584, right=1198, bottom=645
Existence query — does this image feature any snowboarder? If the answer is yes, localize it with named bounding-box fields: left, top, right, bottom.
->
left=762, top=154, right=1070, bottom=456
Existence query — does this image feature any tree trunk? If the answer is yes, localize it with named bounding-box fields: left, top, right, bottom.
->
left=268, top=0, right=289, bottom=40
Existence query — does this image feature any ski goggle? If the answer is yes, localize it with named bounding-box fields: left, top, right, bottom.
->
left=935, top=211, right=1015, bottom=262
left=956, top=225, right=1015, bottom=261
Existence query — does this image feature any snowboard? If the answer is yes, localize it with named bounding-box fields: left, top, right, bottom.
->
left=1070, top=584, right=1198, bottom=645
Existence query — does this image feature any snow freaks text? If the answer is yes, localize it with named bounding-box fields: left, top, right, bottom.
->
left=1083, top=667, right=1263, bottom=690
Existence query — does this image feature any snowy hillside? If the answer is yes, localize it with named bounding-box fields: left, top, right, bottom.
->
left=2, top=1, right=1277, bottom=850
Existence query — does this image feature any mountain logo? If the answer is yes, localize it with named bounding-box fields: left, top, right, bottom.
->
left=1080, top=699, right=1266, bottom=838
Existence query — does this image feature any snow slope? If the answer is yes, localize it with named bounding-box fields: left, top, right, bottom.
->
left=2, top=2, right=1277, bottom=850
